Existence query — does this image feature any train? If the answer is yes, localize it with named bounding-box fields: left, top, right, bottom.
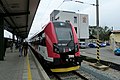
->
left=29, top=21, right=82, bottom=72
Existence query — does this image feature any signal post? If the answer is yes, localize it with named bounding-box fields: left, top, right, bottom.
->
left=89, top=0, right=109, bottom=70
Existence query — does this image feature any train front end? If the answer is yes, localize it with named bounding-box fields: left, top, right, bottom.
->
left=46, top=21, right=82, bottom=72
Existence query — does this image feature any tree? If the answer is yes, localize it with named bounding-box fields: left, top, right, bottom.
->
left=89, top=26, right=112, bottom=41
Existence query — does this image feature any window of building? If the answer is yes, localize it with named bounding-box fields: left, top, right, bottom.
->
left=74, top=16, right=77, bottom=23
left=52, top=17, right=54, bottom=21
left=65, top=20, right=70, bottom=23
left=74, top=27, right=77, bottom=33
left=82, top=16, right=87, bottom=23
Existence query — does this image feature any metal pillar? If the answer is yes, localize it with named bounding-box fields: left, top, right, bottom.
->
left=12, top=31, right=15, bottom=43
left=12, top=32, right=15, bottom=52
left=96, top=0, right=99, bottom=39
left=0, top=14, right=4, bottom=60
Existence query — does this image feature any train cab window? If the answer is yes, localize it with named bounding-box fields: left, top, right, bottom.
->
left=55, top=28, right=73, bottom=40
left=53, top=22, right=73, bottom=41
left=74, top=16, right=77, bottom=23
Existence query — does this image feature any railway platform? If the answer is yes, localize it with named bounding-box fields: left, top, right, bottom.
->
left=0, top=48, right=50, bottom=80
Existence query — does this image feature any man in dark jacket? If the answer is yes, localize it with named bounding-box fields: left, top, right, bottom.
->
left=23, top=41, right=28, bottom=56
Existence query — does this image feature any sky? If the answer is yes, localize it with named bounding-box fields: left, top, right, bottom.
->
left=4, top=0, right=120, bottom=38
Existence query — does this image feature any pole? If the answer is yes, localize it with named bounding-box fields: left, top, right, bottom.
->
left=78, top=13, right=80, bottom=41
left=96, top=0, right=99, bottom=39
left=0, top=14, right=4, bottom=60
left=96, top=0, right=100, bottom=63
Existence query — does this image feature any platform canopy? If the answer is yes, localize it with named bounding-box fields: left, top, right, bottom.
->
left=0, top=0, right=41, bottom=39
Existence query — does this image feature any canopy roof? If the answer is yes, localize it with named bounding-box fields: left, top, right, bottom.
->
left=0, top=0, right=41, bottom=39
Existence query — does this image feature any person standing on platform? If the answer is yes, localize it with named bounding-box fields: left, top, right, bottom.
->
left=19, top=43, right=23, bottom=57
left=10, top=42, right=13, bottom=52
left=4, top=38, right=8, bottom=57
left=23, top=41, right=28, bottom=57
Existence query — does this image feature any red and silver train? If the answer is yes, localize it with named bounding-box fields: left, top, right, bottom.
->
left=29, top=21, right=82, bottom=72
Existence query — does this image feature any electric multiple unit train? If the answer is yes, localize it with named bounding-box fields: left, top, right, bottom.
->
left=29, top=21, right=82, bottom=72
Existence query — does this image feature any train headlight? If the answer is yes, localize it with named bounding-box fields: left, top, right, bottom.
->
left=53, top=43, right=59, bottom=53
left=77, top=62, right=79, bottom=64
left=66, top=59, right=68, bottom=61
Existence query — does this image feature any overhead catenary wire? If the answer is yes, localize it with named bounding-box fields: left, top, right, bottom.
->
left=42, top=0, right=96, bottom=25
left=42, top=0, right=65, bottom=25
left=75, top=0, right=96, bottom=6
left=42, top=0, right=96, bottom=27
left=56, top=1, right=64, bottom=9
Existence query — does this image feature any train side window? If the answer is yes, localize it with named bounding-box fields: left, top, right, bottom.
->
left=39, top=46, right=40, bottom=51
left=39, top=36, right=42, bottom=45
left=42, top=37, right=46, bottom=46
left=41, top=33, right=46, bottom=46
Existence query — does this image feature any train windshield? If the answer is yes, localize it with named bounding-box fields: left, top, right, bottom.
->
left=53, top=22, right=73, bottom=41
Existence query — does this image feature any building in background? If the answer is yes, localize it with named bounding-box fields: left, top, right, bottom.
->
left=50, top=10, right=89, bottom=44
left=110, top=30, right=120, bottom=50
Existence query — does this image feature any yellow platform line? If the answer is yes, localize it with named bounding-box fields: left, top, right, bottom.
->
left=27, top=54, right=32, bottom=80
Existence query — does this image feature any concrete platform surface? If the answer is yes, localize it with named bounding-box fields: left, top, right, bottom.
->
left=0, top=48, right=50, bottom=80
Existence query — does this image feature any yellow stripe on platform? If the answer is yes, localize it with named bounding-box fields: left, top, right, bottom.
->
left=27, top=54, right=32, bottom=80
left=51, top=66, right=80, bottom=72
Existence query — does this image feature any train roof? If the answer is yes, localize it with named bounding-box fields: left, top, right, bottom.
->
left=29, top=21, right=71, bottom=40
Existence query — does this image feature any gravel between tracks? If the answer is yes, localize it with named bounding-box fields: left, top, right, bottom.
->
left=80, top=61, right=120, bottom=80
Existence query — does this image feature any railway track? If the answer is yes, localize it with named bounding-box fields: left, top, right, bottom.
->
left=49, top=71, right=89, bottom=80
left=30, top=46, right=120, bottom=80
left=29, top=45, right=89, bottom=80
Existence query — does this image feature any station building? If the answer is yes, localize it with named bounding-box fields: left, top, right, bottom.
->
left=110, top=30, right=120, bottom=50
